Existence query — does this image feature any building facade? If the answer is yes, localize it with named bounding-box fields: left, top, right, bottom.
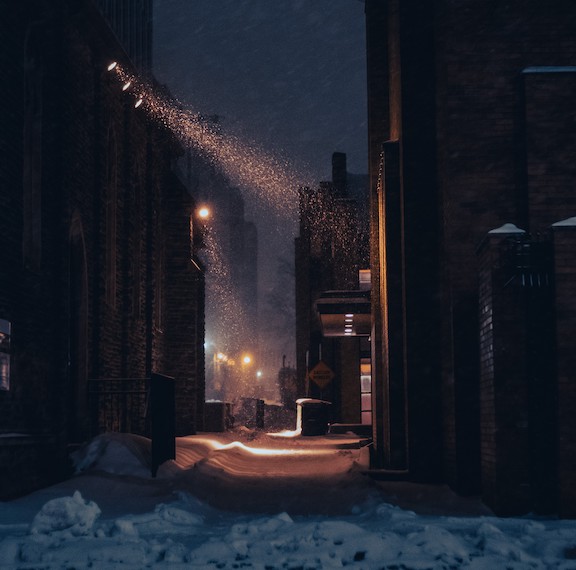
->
left=295, top=153, right=370, bottom=424
left=0, top=0, right=205, bottom=498
left=93, top=0, right=153, bottom=74
left=366, top=0, right=576, bottom=515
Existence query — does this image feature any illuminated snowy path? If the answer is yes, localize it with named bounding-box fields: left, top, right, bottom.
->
left=65, top=430, right=377, bottom=516
left=163, top=431, right=374, bottom=515
left=2, top=432, right=576, bottom=569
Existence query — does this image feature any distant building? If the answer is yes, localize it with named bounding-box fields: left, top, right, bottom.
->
left=183, top=139, right=260, bottom=402
left=295, top=153, right=370, bottom=424
left=366, top=0, right=576, bottom=516
left=0, top=0, right=205, bottom=498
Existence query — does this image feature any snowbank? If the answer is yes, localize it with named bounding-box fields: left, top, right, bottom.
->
left=0, top=432, right=575, bottom=569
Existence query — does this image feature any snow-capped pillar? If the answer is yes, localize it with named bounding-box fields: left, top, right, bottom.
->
left=551, top=216, right=576, bottom=517
left=476, top=223, right=532, bottom=515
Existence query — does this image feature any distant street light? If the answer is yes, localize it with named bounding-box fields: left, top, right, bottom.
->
left=198, top=206, right=210, bottom=220
left=242, top=355, right=252, bottom=365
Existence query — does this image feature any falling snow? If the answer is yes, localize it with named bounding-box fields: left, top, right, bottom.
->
left=110, top=64, right=306, bottom=220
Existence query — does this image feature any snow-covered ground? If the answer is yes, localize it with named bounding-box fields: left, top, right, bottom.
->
left=1, top=429, right=575, bottom=569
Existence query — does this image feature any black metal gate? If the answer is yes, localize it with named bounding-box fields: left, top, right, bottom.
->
left=88, top=373, right=175, bottom=476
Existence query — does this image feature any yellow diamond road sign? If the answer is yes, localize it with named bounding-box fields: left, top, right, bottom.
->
left=308, top=361, right=334, bottom=389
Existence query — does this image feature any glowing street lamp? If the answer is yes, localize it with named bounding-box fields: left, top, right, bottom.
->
left=242, top=355, right=252, bottom=365
left=198, top=206, right=210, bottom=220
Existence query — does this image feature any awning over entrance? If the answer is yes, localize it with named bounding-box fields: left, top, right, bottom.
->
left=315, top=290, right=371, bottom=337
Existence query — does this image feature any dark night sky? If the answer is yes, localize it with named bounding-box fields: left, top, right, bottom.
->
left=153, top=0, right=367, bottom=182
left=152, top=0, right=367, bottom=371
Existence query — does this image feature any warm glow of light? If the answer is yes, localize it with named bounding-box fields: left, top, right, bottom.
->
left=135, top=98, right=143, bottom=108
left=216, top=441, right=299, bottom=456
left=242, top=355, right=252, bottom=365
left=198, top=207, right=210, bottom=219
left=176, top=435, right=336, bottom=465
left=268, top=428, right=302, bottom=438
left=256, top=370, right=262, bottom=378
left=103, top=64, right=321, bottom=365
left=216, top=352, right=226, bottom=360
left=107, top=62, right=118, bottom=71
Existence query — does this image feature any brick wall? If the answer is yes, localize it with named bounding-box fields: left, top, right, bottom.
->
left=478, top=226, right=557, bottom=515
left=523, top=70, right=576, bottom=232
left=435, top=0, right=576, bottom=495
left=0, top=0, right=205, bottom=498
left=162, top=172, right=206, bottom=435
left=477, top=230, right=531, bottom=514
left=367, top=0, right=576, bottom=509
left=552, top=221, right=576, bottom=517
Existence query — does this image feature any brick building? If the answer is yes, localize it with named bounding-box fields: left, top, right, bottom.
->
left=366, top=0, right=576, bottom=515
left=295, top=153, right=370, bottom=424
left=0, top=0, right=205, bottom=498
left=93, top=0, right=153, bottom=75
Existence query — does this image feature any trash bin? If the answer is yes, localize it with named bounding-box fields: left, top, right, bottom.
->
left=204, top=401, right=233, bottom=432
left=296, top=398, right=332, bottom=436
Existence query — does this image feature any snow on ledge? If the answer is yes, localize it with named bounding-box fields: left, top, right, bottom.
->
left=552, top=216, right=576, bottom=227
left=487, top=223, right=525, bottom=235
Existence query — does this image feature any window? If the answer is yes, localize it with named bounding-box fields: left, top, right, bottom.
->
left=0, top=320, right=11, bottom=391
left=360, top=358, right=372, bottom=424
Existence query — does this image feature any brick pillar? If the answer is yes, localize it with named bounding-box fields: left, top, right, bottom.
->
left=552, top=217, right=576, bottom=517
left=477, top=224, right=532, bottom=515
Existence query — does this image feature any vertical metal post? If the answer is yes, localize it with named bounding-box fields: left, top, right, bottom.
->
left=256, top=399, right=265, bottom=429
left=150, top=373, right=175, bottom=477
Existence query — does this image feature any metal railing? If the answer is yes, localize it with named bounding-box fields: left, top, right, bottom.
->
left=498, top=236, right=553, bottom=289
